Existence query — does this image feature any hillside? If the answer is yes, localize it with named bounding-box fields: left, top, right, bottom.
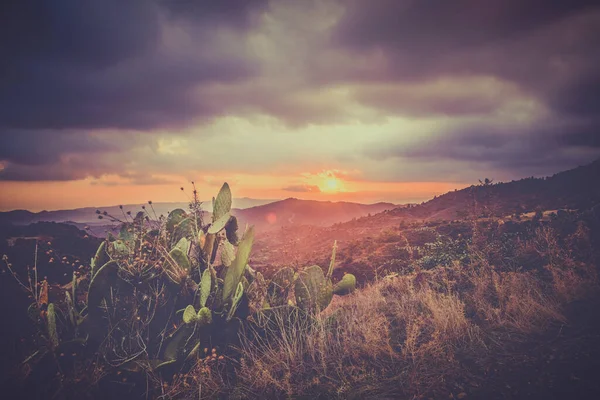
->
left=251, top=158, right=600, bottom=272
left=388, top=158, right=600, bottom=221
left=233, top=198, right=396, bottom=231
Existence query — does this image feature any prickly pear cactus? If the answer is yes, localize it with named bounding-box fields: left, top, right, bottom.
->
left=199, top=268, right=212, bottom=308
left=246, top=271, right=267, bottom=313
left=197, top=307, right=212, bottom=326
left=212, top=183, right=232, bottom=222
left=333, top=273, right=356, bottom=295
left=91, top=241, right=109, bottom=278
left=47, top=303, right=59, bottom=348
left=266, top=267, right=295, bottom=307
left=163, top=248, right=191, bottom=284
left=223, top=226, right=254, bottom=303
left=166, top=209, right=187, bottom=235
left=87, top=260, right=119, bottom=320
left=220, top=239, right=236, bottom=267
left=225, top=215, right=239, bottom=245
left=295, top=265, right=333, bottom=313
left=227, top=282, right=244, bottom=321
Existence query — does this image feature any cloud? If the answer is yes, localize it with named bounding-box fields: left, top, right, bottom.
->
left=282, top=184, right=321, bottom=193
left=1, top=0, right=599, bottom=189
left=0, top=0, right=266, bottom=131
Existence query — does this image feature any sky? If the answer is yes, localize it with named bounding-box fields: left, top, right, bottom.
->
left=1, top=0, right=599, bottom=211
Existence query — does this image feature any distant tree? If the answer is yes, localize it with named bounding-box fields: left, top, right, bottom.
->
left=478, top=178, right=494, bottom=186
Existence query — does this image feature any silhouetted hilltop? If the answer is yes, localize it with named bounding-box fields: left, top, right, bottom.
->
left=389, top=158, right=600, bottom=221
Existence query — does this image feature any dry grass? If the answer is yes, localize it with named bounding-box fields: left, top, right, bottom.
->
left=167, top=223, right=599, bottom=399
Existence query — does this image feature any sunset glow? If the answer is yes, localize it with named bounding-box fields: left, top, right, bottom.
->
left=0, top=1, right=599, bottom=211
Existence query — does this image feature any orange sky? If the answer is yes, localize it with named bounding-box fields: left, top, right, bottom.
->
left=0, top=171, right=467, bottom=212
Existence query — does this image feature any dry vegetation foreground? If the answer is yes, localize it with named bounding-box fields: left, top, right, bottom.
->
left=3, top=204, right=600, bottom=399
left=163, top=216, right=600, bottom=399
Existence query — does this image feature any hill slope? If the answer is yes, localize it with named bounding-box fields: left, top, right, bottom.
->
left=233, top=198, right=396, bottom=231
left=388, top=158, right=600, bottom=221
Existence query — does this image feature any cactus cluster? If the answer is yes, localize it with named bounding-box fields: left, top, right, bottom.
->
left=17, top=182, right=357, bottom=395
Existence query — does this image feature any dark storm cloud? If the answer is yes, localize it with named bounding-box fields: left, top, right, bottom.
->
left=333, top=0, right=600, bottom=173
left=365, top=119, right=600, bottom=177
left=0, top=0, right=266, bottom=131
left=335, top=0, right=597, bottom=53
left=0, top=130, right=141, bottom=180
left=332, top=0, right=600, bottom=104
left=161, top=0, right=269, bottom=27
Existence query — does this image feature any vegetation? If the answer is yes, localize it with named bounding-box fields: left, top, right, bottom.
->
left=2, top=172, right=600, bottom=399
left=2, top=183, right=357, bottom=399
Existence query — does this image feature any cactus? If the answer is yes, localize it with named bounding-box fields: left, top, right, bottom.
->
left=163, top=248, right=191, bottom=284
left=47, top=303, right=59, bottom=348
left=174, top=237, right=191, bottom=256
left=110, top=240, right=129, bottom=257
left=246, top=271, right=267, bottom=313
left=87, top=260, right=119, bottom=320
left=183, top=305, right=197, bottom=324
left=327, top=240, right=337, bottom=279
left=295, top=265, right=334, bottom=313
left=223, top=226, right=254, bottom=304
left=197, top=307, right=213, bottom=325
left=166, top=209, right=187, bottom=235
left=199, top=268, right=211, bottom=308
left=225, top=215, right=239, bottom=245
left=183, top=305, right=213, bottom=325
left=119, top=223, right=134, bottom=242
left=266, top=267, right=295, bottom=307
left=333, top=273, right=356, bottom=295
left=220, top=239, right=236, bottom=267
left=227, top=282, right=244, bottom=321
left=213, top=183, right=232, bottom=222
left=91, top=241, right=109, bottom=278
left=163, top=324, right=196, bottom=361
left=208, top=212, right=231, bottom=234
left=71, top=271, right=77, bottom=303
left=172, top=217, right=195, bottom=244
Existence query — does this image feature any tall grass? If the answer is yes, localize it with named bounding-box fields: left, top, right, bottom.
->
left=174, top=222, right=598, bottom=399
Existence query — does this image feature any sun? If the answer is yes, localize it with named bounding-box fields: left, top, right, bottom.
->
left=320, top=176, right=344, bottom=193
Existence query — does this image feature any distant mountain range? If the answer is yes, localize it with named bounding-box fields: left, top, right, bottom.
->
left=0, top=198, right=278, bottom=226
left=0, top=197, right=398, bottom=233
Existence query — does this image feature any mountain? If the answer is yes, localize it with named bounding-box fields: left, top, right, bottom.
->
left=389, top=158, right=600, bottom=221
left=250, top=158, right=600, bottom=271
left=233, top=198, right=397, bottom=231
left=0, top=198, right=279, bottom=226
